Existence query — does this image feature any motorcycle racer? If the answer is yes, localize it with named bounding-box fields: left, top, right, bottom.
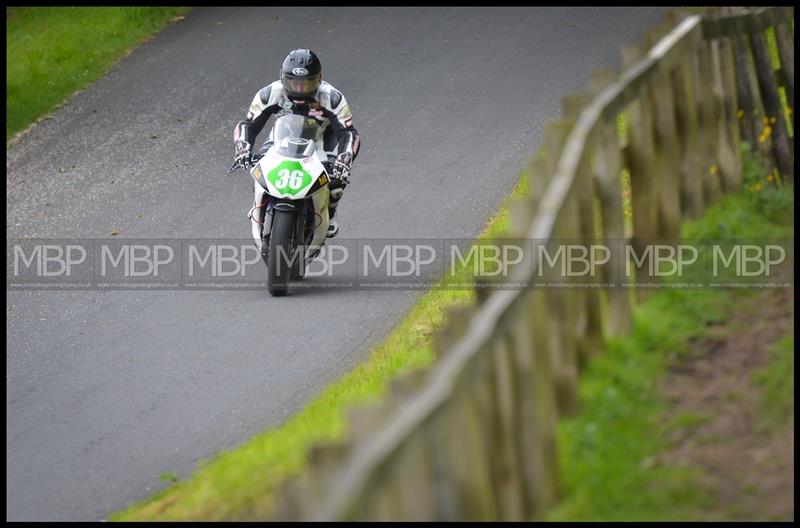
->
left=232, top=48, right=361, bottom=238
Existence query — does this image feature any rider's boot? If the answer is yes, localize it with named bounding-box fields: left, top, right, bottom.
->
left=326, top=205, right=339, bottom=238
left=326, top=183, right=344, bottom=238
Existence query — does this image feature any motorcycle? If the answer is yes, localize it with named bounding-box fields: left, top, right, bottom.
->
left=230, top=114, right=333, bottom=296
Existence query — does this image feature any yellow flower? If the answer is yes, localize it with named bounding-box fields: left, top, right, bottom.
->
left=770, top=116, right=777, bottom=124
left=767, top=175, right=774, bottom=182
left=762, top=117, right=770, bottom=125
left=709, top=164, right=718, bottom=175
left=737, top=109, right=745, bottom=119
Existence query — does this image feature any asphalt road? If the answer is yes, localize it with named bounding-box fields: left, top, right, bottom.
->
left=6, top=7, right=668, bottom=521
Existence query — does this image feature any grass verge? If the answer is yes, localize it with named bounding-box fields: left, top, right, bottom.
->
left=6, top=6, right=188, bottom=142
left=114, top=143, right=792, bottom=521
left=752, top=333, right=794, bottom=429
left=112, top=170, right=530, bottom=520
left=547, top=149, right=793, bottom=521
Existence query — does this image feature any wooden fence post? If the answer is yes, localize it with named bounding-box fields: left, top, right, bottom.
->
left=365, top=461, right=404, bottom=520
left=277, top=439, right=350, bottom=521
left=274, top=478, right=307, bottom=520
left=750, top=29, right=794, bottom=181
left=722, top=9, right=778, bottom=173
left=507, top=300, right=559, bottom=519
left=469, top=349, right=504, bottom=520
left=692, top=34, right=726, bottom=208
left=432, top=305, right=475, bottom=361
left=621, top=44, right=660, bottom=302
left=528, top=285, right=561, bottom=506
left=346, top=402, right=389, bottom=441
left=426, top=393, right=490, bottom=520
left=539, top=121, right=580, bottom=415
left=588, top=69, right=632, bottom=338
left=774, top=21, right=794, bottom=115
left=562, top=93, right=604, bottom=365
left=575, top=156, right=604, bottom=367
left=712, top=34, right=744, bottom=192
left=672, top=11, right=720, bottom=199
left=427, top=357, right=499, bottom=520
left=731, top=31, right=765, bottom=151
left=673, top=61, right=706, bottom=221
left=488, top=328, right=526, bottom=521
left=383, top=428, right=437, bottom=521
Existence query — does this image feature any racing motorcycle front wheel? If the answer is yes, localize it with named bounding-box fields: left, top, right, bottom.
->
left=266, top=209, right=297, bottom=297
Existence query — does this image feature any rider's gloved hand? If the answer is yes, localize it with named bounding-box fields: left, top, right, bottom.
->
left=234, top=140, right=252, bottom=169
left=331, top=153, right=352, bottom=187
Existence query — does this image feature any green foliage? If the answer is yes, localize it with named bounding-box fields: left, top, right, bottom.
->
left=740, top=144, right=794, bottom=225
left=550, top=154, right=794, bottom=521
left=763, top=25, right=795, bottom=139
left=6, top=7, right=187, bottom=140
left=159, top=472, right=178, bottom=485
left=664, top=411, right=711, bottom=433
left=549, top=285, right=732, bottom=521
left=681, top=144, right=794, bottom=241
left=764, top=27, right=780, bottom=71
left=752, top=334, right=794, bottom=428
left=114, top=134, right=794, bottom=521
left=621, top=168, right=633, bottom=233
left=617, top=113, right=628, bottom=142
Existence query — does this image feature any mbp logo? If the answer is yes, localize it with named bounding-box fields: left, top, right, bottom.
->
left=452, top=242, right=526, bottom=277
left=363, top=243, right=438, bottom=278
left=302, top=244, right=350, bottom=277
left=358, top=240, right=444, bottom=288
left=626, top=244, right=699, bottom=278
left=12, top=243, right=87, bottom=277
left=95, top=241, right=180, bottom=288
left=712, top=244, right=787, bottom=277
left=187, top=244, right=261, bottom=277
left=8, top=240, right=94, bottom=289
left=537, top=243, right=611, bottom=278
left=182, top=241, right=266, bottom=288
left=100, top=244, right=175, bottom=277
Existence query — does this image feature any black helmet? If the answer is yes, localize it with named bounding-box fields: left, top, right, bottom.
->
left=280, top=49, right=322, bottom=101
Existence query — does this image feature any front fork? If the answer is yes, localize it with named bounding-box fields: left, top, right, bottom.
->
left=250, top=184, right=316, bottom=265
left=249, top=184, right=271, bottom=253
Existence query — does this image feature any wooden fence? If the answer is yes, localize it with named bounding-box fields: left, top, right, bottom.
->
left=269, top=6, right=794, bottom=521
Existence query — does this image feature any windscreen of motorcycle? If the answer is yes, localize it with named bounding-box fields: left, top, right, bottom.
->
left=273, top=114, right=322, bottom=159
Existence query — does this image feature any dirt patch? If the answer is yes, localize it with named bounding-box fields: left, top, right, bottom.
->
left=658, top=288, right=794, bottom=521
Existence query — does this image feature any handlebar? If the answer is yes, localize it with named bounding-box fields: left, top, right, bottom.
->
left=228, top=159, right=247, bottom=173
left=229, top=151, right=266, bottom=173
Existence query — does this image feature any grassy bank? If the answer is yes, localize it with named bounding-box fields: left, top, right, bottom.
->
left=753, top=334, right=794, bottom=429
left=6, top=6, right=188, bottom=141
left=548, top=151, right=794, bottom=521
left=115, top=139, right=792, bottom=521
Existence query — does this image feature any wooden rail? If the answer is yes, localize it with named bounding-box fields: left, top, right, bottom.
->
left=269, top=6, right=794, bottom=521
